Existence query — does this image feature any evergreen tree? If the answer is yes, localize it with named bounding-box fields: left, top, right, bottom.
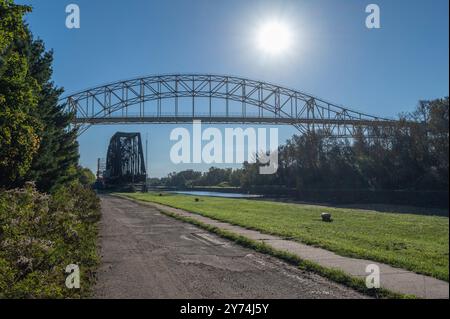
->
left=0, top=0, right=41, bottom=188
left=1, top=0, right=79, bottom=191
left=24, top=35, right=80, bottom=192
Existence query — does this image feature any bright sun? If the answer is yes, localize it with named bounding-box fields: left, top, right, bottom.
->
left=257, top=21, right=292, bottom=55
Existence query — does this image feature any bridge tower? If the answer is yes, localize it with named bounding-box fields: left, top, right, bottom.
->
left=104, top=132, right=147, bottom=189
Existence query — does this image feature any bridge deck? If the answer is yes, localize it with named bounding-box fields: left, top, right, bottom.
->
left=74, top=116, right=399, bottom=127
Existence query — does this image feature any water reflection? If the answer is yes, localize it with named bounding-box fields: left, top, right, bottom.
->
left=171, top=191, right=262, bottom=199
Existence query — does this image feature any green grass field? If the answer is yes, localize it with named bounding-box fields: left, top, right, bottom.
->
left=122, top=192, right=449, bottom=281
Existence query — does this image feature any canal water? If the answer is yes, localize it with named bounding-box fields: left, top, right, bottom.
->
left=171, top=191, right=262, bottom=199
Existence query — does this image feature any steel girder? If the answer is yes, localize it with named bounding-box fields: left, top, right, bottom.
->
left=105, top=132, right=146, bottom=185
left=63, top=74, right=399, bottom=137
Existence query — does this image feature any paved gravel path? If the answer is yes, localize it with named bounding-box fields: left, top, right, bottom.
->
left=127, top=196, right=449, bottom=299
left=94, top=195, right=367, bottom=299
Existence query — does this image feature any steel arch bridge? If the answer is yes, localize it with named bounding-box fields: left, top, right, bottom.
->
left=63, top=74, right=398, bottom=137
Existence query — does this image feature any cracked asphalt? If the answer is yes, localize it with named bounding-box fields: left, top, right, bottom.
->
left=93, top=195, right=367, bottom=299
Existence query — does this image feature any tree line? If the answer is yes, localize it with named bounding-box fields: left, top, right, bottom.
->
left=1, top=1, right=99, bottom=298
left=0, top=0, right=94, bottom=192
left=154, top=98, right=449, bottom=195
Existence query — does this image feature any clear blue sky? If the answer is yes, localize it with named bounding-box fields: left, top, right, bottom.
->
left=18, top=0, right=449, bottom=177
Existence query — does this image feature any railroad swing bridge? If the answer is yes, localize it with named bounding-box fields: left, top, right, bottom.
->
left=102, top=132, right=147, bottom=188
left=63, top=74, right=400, bottom=138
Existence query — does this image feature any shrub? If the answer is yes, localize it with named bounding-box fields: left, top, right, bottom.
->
left=0, top=182, right=100, bottom=298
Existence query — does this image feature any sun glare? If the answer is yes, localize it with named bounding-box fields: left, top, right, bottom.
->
left=257, top=21, right=292, bottom=55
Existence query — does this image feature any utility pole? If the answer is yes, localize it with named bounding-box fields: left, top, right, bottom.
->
left=145, top=132, right=149, bottom=191
left=97, top=158, right=101, bottom=180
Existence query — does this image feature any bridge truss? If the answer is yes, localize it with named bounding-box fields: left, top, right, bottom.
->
left=63, top=74, right=398, bottom=137
left=104, top=132, right=146, bottom=186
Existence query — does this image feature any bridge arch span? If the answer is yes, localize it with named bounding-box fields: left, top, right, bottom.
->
left=63, top=74, right=397, bottom=137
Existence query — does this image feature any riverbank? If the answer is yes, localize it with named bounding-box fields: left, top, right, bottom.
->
left=148, top=186, right=449, bottom=212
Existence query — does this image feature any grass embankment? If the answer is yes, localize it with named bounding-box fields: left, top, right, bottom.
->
left=123, top=192, right=449, bottom=282
left=0, top=183, right=101, bottom=298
